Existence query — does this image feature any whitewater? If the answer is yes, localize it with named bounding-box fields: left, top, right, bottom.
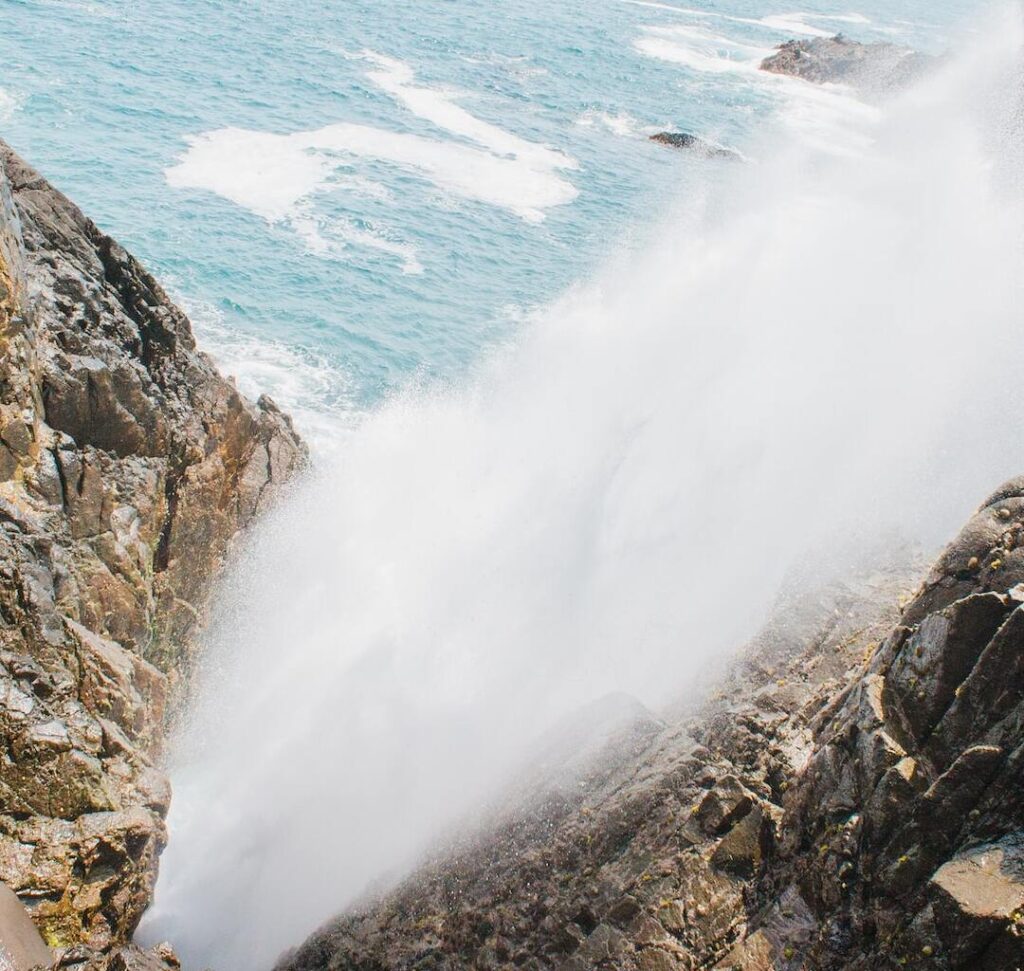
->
left=3, top=0, right=1020, bottom=968
left=0, top=0, right=969, bottom=434
left=134, top=7, right=1024, bottom=970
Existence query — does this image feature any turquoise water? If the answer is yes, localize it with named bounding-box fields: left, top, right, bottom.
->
left=2, top=0, right=973, bottom=441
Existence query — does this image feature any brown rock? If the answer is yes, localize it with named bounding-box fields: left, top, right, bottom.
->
left=0, top=135, right=305, bottom=960
left=0, top=881, right=51, bottom=970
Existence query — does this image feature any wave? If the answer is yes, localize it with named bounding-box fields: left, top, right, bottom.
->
left=621, top=2, right=877, bottom=41
left=180, top=297, right=359, bottom=454
left=165, top=53, right=578, bottom=264
left=355, top=50, right=574, bottom=174
left=145, top=10, right=1024, bottom=969
left=633, top=23, right=774, bottom=74
left=575, top=108, right=650, bottom=137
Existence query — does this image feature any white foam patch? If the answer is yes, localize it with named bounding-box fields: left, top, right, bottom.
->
left=575, top=109, right=647, bottom=138
left=633, top=25, right=772, bottom=75
left=182, top=298, right=357, bottom=455
left=0, top=88, right=22, bottom=122
left=620, top=0, right=714, bottom=17
left=290, top=207, right=424, bottom=275
left=620, top=1, right=871, bottom=39
left=166, top=54, right=578, bottom=250
left=169, top=122, right=577, bottom=224
left=357, top=51, right=575, bottom=174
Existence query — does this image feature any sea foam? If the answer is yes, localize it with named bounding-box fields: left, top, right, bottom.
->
left=165, top=53, right=579, bottom=263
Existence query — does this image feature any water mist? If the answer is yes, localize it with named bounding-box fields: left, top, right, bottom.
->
left=143, top=9, right=1024, bottom=968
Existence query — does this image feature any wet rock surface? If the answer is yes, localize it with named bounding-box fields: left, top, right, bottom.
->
left=760, top=35, right=931, bottom=91
left=278, top=483, right=1024, bottom=971
left=0, top=140, right=305, bottom=962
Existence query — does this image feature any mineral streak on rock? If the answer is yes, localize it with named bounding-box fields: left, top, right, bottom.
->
left=0, top=139, right=305, bottom=965
left=278, top=481, right=1024, bottom=971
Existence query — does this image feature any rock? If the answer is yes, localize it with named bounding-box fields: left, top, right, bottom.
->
left=760, top=34, right=931, bottom=91
left=710, top=803, right=772, bottom=878
left=649, top=133, right=741, bottom=160
left=0, top=880, right=51, bottom=970
left=275, top=562, right=918, bottom=971
left=276, top=480, right=1024, bottom=971
left=930, top=838, right=1024, bottom=965
left=693, top=775, right=755, bottom=837
left=0, top=138, right=305, bottom=959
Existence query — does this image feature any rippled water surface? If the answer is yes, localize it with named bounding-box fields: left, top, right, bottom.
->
left=2, top=0, right=973, bottom=440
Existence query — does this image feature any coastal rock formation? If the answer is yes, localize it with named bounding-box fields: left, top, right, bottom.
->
left=275, top=566, right=910, bottom=971
left=278, top=483, right=1024, bottom=971
left=0, top=140, right=305, bottom=963
left=760, top=35, right=930, bottom=90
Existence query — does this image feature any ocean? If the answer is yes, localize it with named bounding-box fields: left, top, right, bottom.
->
left=1, top=0, right=971, bottom=447
left=5, top=2, right=1014, bottom=968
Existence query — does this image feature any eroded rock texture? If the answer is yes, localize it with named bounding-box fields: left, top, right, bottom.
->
left=279, top=485, right=1024, bottom=971
left=0, top=140, right=305, bottom=961
left=760, top=35, right=931, bottom=91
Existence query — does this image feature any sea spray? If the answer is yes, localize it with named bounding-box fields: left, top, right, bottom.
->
left=143, top=9, right=1024, bottom=968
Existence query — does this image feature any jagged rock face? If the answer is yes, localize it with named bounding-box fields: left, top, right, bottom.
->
left=278, top=483, right=1024, bottom=971
left=275, top=567, right=916, bottom=971
left=0, top=141, right=305, bottom=956
left=765, top=485, right=1024, bottom=970
left=759, top=35, right=930, bottom=91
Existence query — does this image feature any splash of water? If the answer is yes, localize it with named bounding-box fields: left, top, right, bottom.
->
left=143, top=9, right=1024, bottom=969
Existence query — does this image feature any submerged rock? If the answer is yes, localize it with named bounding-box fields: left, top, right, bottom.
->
left=760, top=34, right=931, bottom=90
left=0, top=140, right=305, bottom=960
left=649, top=132, right=741, bottom=160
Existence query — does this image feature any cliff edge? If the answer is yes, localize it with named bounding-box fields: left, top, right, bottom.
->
left=0, top=140, right=305, bottom=963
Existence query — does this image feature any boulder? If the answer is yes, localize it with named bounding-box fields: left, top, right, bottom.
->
left=930, top=838, right=1024, bottom=965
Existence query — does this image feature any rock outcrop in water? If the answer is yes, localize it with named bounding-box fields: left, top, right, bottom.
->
left=648, top=133, right=740, bottom=161
left=278, top=483, right=1024, bottom=971
left=0, top=140, right=305, bottom=965
left=760, top=35, right=931, bottom=91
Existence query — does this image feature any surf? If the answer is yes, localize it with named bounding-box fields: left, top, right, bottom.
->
left=142, top=8, right=1024, bottom=969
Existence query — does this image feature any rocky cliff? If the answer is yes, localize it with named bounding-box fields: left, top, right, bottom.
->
left=278, top=484, right=1024, bottom=971
left=0, top=140, right=305, bottom=965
